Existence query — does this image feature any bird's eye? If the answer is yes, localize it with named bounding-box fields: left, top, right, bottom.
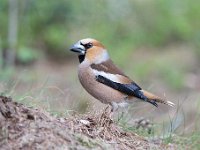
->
left=85, top=42, right=93, bottom=49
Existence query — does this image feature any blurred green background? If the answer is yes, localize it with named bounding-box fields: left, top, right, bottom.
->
left=0, top=0, right=200, bottom=134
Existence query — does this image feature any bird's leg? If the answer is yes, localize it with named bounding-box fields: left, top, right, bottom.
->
left=101, top=105, right=113, bottom=119
left=109, top=108, right=114, bottom=118
left=104, top=105, right=110, bottom=114
left=118, top=110, right=126, bottom=122
left=117, top=104, right=129, bottom=121
left=103, top=105, right=113, bottom=118
left=117, top=97, right=130, bottom=121
left=109, top=102, right=118, bottom=118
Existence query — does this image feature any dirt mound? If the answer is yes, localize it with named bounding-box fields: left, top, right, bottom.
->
left=0, top=96, right=173, bottom=149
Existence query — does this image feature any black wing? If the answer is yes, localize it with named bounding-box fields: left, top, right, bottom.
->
left=96, top=75, right=158, bottom=107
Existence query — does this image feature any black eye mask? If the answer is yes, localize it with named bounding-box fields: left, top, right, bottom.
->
left=80, top=42, right=93, bottom=49
left=78, top=42, right=93, bottom=63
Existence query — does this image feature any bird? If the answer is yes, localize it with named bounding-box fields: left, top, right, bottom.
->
left=70, top=38, right=175, bottom=112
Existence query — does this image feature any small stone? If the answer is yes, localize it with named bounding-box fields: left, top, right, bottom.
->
left=79, top=119, right=90, bottom=125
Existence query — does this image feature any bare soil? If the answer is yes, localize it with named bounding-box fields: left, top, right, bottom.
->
left=0, top=96, right=175, bottom=149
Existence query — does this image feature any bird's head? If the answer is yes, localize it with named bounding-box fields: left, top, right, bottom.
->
left=70, top=38, right=109, bottom=64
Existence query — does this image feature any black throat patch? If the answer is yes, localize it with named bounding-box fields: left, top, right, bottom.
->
left=78, top=55, right=85, bottom=63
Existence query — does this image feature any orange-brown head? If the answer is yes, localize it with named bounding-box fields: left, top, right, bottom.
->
left=70, top=38, right=109, bottom=64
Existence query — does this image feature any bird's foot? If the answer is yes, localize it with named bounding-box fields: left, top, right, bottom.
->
left=102, top=106, right=114, bottom=119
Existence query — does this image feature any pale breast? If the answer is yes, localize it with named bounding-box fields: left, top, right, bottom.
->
left=78, top=63, right=126, bottom=104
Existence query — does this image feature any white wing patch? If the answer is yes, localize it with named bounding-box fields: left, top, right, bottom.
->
left=93, top=69, right=120, bottom=83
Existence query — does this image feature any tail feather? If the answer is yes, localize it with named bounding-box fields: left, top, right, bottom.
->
left=141, top=90, right=175, bottom=107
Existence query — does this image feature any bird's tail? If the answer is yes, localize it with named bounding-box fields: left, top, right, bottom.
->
left=141, top=90, right=175, bottom=107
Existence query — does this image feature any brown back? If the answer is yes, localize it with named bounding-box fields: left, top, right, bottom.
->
left=91, top=59, right=127, bottom=76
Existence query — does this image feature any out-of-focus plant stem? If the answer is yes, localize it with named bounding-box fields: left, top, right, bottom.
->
left=6, top=0, right=18, bottom=67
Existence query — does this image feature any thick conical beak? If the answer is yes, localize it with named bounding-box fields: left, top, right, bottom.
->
left=70, top=42, right=85, bottom=55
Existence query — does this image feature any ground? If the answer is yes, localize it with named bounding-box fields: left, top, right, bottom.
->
left=0, top=96, right=175, bottom=149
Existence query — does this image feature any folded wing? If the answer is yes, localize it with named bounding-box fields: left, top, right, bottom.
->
left=96, top=75, right=159, bottom=107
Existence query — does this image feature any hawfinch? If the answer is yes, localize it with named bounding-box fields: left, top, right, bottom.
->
left=70, top=38, right=174, bottom=112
